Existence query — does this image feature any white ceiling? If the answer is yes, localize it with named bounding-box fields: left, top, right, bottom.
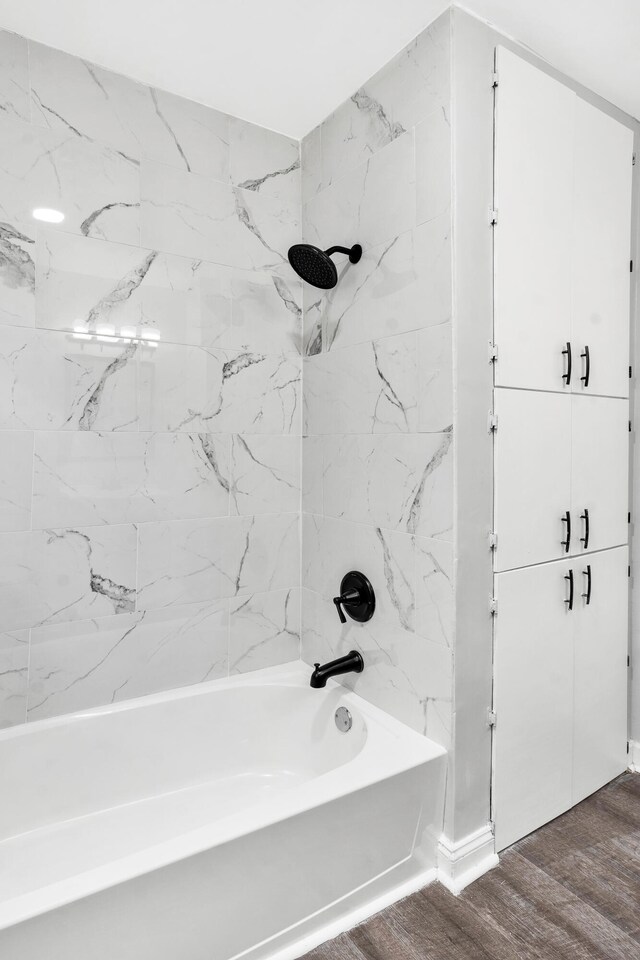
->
left=0, top=0, right=638, bottom=138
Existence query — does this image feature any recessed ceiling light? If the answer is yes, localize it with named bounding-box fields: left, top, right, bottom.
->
left=32, top=207, right=65, bottom=223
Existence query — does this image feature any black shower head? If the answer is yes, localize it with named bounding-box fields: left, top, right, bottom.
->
left=287, top=242, right=362, bottom=289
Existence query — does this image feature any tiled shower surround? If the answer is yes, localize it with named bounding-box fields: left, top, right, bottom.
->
left=0, top=30, right=302, bottom=725
left=301, top=14, right=453, bottom=745
left=0, top=13, right=454, bottom=748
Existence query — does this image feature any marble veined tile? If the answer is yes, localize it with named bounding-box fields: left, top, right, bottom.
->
left=0, top=31, right=30, bottom=122
left=416, top=106, right=451, bottom=225
left=418, top=322, right=453, bottom=433
left=0, top=327, right=138, bottom=431
left=300, top=588, right=333, bottom=670
left=304, top=333, right=419, bottom=435
left=140, top=160, right=299, bottom=269
left=28, top=600, right=228, bottom=720
left=29, top=41, right=230, bottom=179
left=35, top=230, right=237, bottom=348
left=322, top=433, right=453, bottom=538
left=33, top=432, right=231, bottom=528
left=141, top=253, right=233, bottom=348
left=0, top=431, right=33, bottom=531
left=302, top=283, right=323, bottom=357
left=0, top=629, right=28, bottom=728
left=415, top=537, right=453, bottom=647
left=29, top=41, right=144, bottom=159
left=302, top=514, right=415, bottom=632
left=300, top=587, right=452, bottom=743
left=228, top=268, right=302, bottom=356
left=302, top=355, right=323, bottom=436
left=138, top=343, right=301, bottom=435
left=303, top=132, right=414, bottom=255
left=317, top=12, right=450, bottom=189
left=302, top=436, right=323, bottom=515
left=137, top=342, right=222, bottom=432
left=141, top=87, right=229, bottom=179
left=0, top=221, right=35, bottom=328
left=309, top=216, right=452, bottom=352
left=301, top=124, right=322, bottom=204
left=0, top=114, right=139, bottom=245
left=229, top=118, right=300, bottom=203
left=230, top=435, right=300, bottom=516
left=229, top=588, right=300, bottom=674
left=0, top=523, right=137, bottom=632
left=137, top=513, right=299, bottom=611
left=36, top=230, right=152, bottom=334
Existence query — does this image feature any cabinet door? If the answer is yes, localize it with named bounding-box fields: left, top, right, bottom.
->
left=493, top=559, right=574, bottom=851
left=571, top=396, right=629, bottom=555
left=571, top=98, right=633, bottom=399
left=494, top=389, right=572, bottom=572
left=494, top=46, right=575, bottom=392
left=572, top=547, right=628, bottom=804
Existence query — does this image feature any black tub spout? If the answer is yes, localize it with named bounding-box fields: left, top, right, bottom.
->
left=310, top=651, right=364, bottom=688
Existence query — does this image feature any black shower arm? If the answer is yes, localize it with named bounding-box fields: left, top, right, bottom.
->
left=324, top=245, right=353, bottom=258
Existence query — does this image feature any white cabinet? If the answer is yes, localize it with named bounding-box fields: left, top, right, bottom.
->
left=572, top=98, right=634, bottom=399
left=491, top=46, right=631, bottom=855
left=494, top=389, right=571, bottom=571
left=493, top=558, right=574, bottom=851
left=573, top=547, right=629, bottom=804
left=493, top=547, right=628, bottom=852
left=493, top=47, right=574, bottom=394
left=494, top=47, right=633, bottom=399
left=494, top=388, right=628, bottom=572
left=571, top=396, right=629, bottom=556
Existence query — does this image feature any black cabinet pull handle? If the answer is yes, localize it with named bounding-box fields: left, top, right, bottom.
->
left=564, top=569, right=574, bottom=610
left=582, top=564, right=592, bottom=605
left=561, top=510, right=571, bottom=553
left=580, top=345, right=590, bottom=387
left=580, top=508, right=590, bottom=550
left=562, top=341, right=572, bottom=385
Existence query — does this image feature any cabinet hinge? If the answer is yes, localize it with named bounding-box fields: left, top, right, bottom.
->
left=631, top=260, right=634, bottom=273
left=489, top=597, right=497, bottom=616
left=488, top=709, right=497, bottom=727
left=488, top=412, right=498, bottom=434
left=629, top=512, right=632, bottom=524
left=488, top=532, right=498, bottom=551
left=627, top=656, right=630, bottom=667
left=629, top=421, right=632, bottom=433
left=489, top=209, right=498, bottom=226
left=492, top=71, right=499, bottom=88
left=488, top=341, right=498, bottom=364
left=629, top=565, right=632, bottom=578
left=630, top=366, right=633, bottom=379
left=627, top=741, right=630, bottom=754
left=633, top=152, right=637, bottom=166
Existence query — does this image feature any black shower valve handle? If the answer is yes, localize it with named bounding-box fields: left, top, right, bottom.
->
left=333, top=589, right=361, bottom=624
left=333, top=596, right=347, bottom=624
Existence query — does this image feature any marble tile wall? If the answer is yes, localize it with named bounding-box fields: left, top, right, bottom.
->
left=0, top=30, right=303, bottom=727
left=300, top=11, right=454, bottom=745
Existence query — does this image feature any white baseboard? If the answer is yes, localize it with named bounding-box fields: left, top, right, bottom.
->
left=437, top=825, right=499, bottom=895
left=629, top=740, right=640, bottom=773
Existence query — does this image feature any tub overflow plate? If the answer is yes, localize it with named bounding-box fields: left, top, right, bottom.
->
left=335, top=706, right=352, bottom=733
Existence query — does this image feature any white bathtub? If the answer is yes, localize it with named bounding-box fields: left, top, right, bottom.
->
left=0, top=661, right=446, bottom=960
